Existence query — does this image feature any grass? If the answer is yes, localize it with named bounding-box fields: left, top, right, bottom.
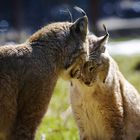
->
left=36, top=55, right=140, bottom=140
left=113, top=55, right=140, bottom=92
left=36, top=79, right=78, bottom=140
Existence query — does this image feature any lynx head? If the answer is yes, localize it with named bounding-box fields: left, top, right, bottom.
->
left=63, top=14, right=89, bottom=70
left=28, top=8, right=89, bottom=77
left=71, top=29, right=110, bottom=86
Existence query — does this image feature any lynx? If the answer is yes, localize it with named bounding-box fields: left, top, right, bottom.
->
left=0, top=15, right=89, bottom=140
left=70, top=33, right=140, bottom=140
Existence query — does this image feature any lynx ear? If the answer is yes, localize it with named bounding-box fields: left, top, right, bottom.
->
left=96, top=26, right=109, bottom=53
left=70, top=16, right=88, bottom=41
left=97, top=33, right=109, bottom=46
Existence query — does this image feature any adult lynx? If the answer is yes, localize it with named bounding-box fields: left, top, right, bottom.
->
left=0, top=15, right=88, bottom=140
left=70, top=33, right=140, bottom=140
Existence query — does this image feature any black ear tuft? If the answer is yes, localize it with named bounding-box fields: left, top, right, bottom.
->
left=74, top=6, right=87, bottom=17
left=70, top=16, right=88, bottom=41
left=66, top=8, right=73, bottom=22
left=95, top=26, right=109, bottom=53
left=103, top=24, right=109, bottom=36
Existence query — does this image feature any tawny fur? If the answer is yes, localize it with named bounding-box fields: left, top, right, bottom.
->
left=70, top=34, right=140, bottom=140
left=0, top=16, right=88, bottom=140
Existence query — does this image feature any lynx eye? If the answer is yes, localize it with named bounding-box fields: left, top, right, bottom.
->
left=89, top=66, right=94, bottom=72
left=70, top=68, right=81, bottom=79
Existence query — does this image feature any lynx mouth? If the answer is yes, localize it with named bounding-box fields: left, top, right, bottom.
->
left=83, top=77, right=97, bottom=87
left=84, top=81, right=93, bottom=87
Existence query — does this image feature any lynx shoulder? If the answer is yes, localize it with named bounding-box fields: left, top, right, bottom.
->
left=0, top=16, right=88, bottom=140
left=70, top=33, right=140, bottom=140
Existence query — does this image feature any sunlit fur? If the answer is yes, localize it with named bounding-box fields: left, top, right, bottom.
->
left=70, top=34, right=140, bottom=140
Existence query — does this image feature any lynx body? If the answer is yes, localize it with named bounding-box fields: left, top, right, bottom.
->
left=0, top=16, right=88, bottom=140
left=70, top=34, right=140, bottom=140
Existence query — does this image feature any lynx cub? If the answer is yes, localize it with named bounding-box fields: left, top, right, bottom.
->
left=0, top=15, right=88, bottom=140
left=70, top=33, right=140, bottom=140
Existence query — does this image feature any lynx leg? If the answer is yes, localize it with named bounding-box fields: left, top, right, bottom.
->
left=0, top=82, right=17, bottom=140
left=11, top=89, right=52, bottom=140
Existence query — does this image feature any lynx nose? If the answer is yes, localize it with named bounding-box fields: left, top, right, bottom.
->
left=84, top=81, right=91, bottom=86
